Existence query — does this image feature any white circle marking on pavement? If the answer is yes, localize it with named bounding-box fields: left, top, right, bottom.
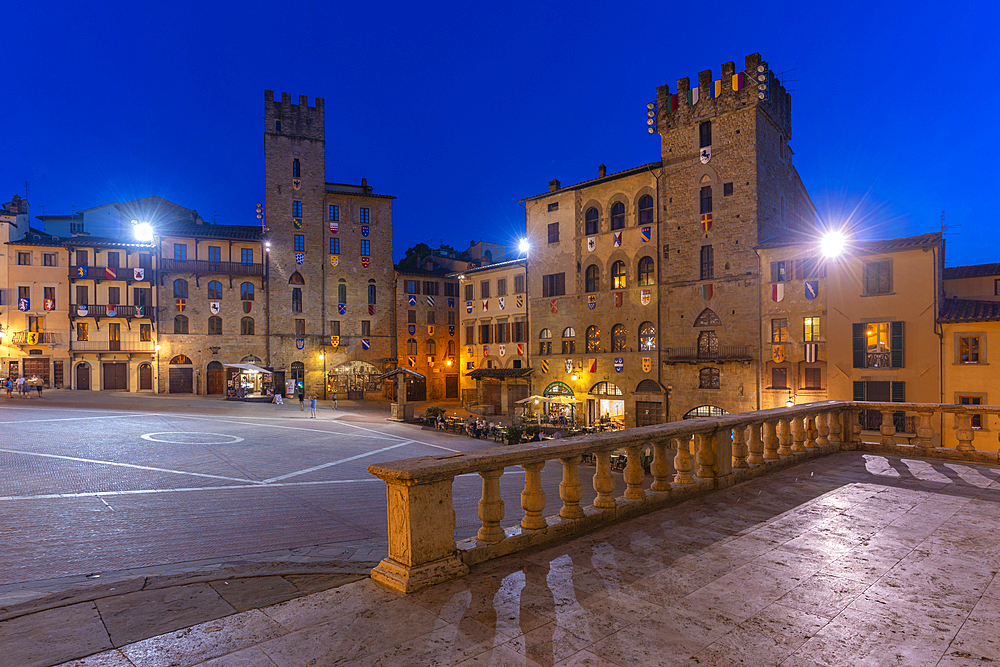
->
left=140, top=432, right=245, bottom=445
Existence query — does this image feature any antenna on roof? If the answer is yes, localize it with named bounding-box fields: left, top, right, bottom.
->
left=930, top=210, right=960, bottom=237
left=777, top=68, right=798, bottom=92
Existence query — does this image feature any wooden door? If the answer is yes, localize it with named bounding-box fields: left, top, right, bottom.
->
left=76, top=363, right=91, bottom=390
left=482, top=382, right=502, bottom=415
left=53, top=361, right=64, bottom=388
left=445, top=375, right=459, bottom=399
left=109, top=323, right=121, bottom=351
left=138, top=364, right=152, bottom=390
left=23, top=358, right=51, bottom=387
left=206, top=363, right=224, bottom=394
left=103, top=362, right=128, bottom=390
left=169, top=367, right=193, bottom=393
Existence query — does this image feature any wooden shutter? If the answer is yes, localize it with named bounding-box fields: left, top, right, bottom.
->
left=853, top=381, right=865, bottom=401
left=890, top=321, right=904, bottom=368
left=852, top=323, right=865, bottom=368
left=555, top=273, right=565, bottom=295
left=891, top=381, right=905, bottom=402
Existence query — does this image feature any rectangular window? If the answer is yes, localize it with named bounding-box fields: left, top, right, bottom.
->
left=76, top=250, right=89, bottom=266
left=174, top=244, right=187, bottom=260
left=427, top=310, right=436, bottom=325
left=329, top=205, right=339, bottom=221
left=723, top=182, right=734, bottom=197
left=292, top=288, right=302, bottom=313
left=43, top=253, right=56, bottom=267
left=407, top=310, right=416, bottom=323
left=541, top=273, right=565, bottom=297
left=803, top=317, right=820, bottom=342
left=76, top=322, right=89, bottom=341
left=292, top=201, right=302, bottom=217
left=405, top=280, right=418, bottom=295
left=514, top=321, right=526, bottom=342
left=771, top=318, right=788, bottom=343
left=338, top=283, right=347, bottom=304
left=514, top=274, right=525, bottom=294
left=138, top=252, right=152, bottom=268
left=479, top=324, right=492, bottom=344
left=241, top=248, right=254, bottom=264
left=361, top=320, right=371, bottom=336
left=106, top=252, right=119, bottom=267
left=770, top=260, right=787, bottom=282
left=134, top=288, right=148, bottom=305
left=547, top=222, right=559, bottom=244
left=448, top=311, right=456, bottom=325
left=700, top=186, right=713, bottom=214
left=108, top=286, right=120, bottom=304
left=864, top=260, right=892, bottom=295
left=28, top=316, right=42, bottom=332
left=295, top=319, right=306, bottom=335
left=699, top=120, right=712, bottom=148
left=17, top=252, right=30, bottom=265
left=361, top=240, right=370, bottom=256
left=960, top=336, right=981, bottom=364
left=548, top=202, right=559, bottom=212
left=995, top=279, right=1000, bottom=296
left=76, top=285, right=89, bottom=305
left=17, top=286, right=30, bottom=303
left=44, top=287, right=56, bottom=308
left=140, top=323, right=151, bottom=341
left=771, top=367, right=787, bottom=389
left=330, top=320, right=340, bottom=336
left=854, top=321, right=906, bottom=369
left=497, top=278, right=507, bottom=296
left=360, top=208, right=370, bottom=224
left=804, top=368, right=821, bottom=389
left=330, top=238, right=340, bottom=254
left=294, top=235, right=305, bottom=251
left=465, top=326, right=475, bottom=345
left=700, top=245, right=714, bottom=280
left=561, top=339, right=575, bottom=354
left=423, top=281, right=438, bottom=295
left=464, top=284, right=473, bottom=300
left=480, top=280, right=490, bottom=299
left=444, top=282, right=457, bottom=297
left=960, top=396, right=983, bottom=429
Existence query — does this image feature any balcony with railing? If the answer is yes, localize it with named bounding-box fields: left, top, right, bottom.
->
left=158, top=258, right=263, bottom=276
left=69, top=304, right=154, bottom=320
left=9, top=331, right=64, bottom=346
left=70, top=335, right=155, bottom=352
left=664, top=344, right=755, bottom=363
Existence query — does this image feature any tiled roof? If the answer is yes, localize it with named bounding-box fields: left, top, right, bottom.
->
left=859, top=232, right=942, bottom=252
left=521, top=162, right=663, bottom=202
left=448, top=258, right=526, bottom=277
left=938, top=298, right=1000, bottom=323
left=163, top=223, right=263, bottom=240
left=465, top=368, right=533, bottom=379
left=394, top=265, right=456, bottom=278
left=61, top=236, right=155, bottom=249
left=943, top=263, right=1000, bottom=280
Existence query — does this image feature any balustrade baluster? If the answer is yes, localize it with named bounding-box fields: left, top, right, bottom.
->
left=672, top=437, right=694, bottom=484
left=477, top=469, right=506, bottom=543
left=852, top=410, right=863, bottom=447
left=826, top=410, right=841, bottom=445
left=777, top=419, right=793, bottom=456
left=790, top=416, right=806, bottom=452
left=521, top=461, right=547, bottom=530
left=804, top=416, right=818, bottom=449
left=695, top=433, right=715, bottom=478
left=915, top=411, right=935, bottom=449
left=593, top=451, right=617, bottom=508
left=650, top=442, right=672, bottom=492
left=623, top=446, right=646, bottom=499
left=559, top=455, right=584, bottom=519
left=747, top=422, right=765, bottom=465
left=879, top=409, right=896, bottom=446
left=955, top=413, right=976, bottom=452
left=732, top=424, right=749, bottom=468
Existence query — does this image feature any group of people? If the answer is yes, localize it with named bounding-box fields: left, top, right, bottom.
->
left=5, top=376, right=43, bottom=398
left=271, top=388, right=339, bottom=417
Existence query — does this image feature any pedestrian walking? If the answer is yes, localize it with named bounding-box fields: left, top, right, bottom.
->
left=331, top=392, right=338, bottom=410
left=35, top=378, right=43, bottom=398
left=298, top=386, right=305, bottom=411
left=309, top=396, right=317, bottom=418
left=5, top=378, right=11, bottom=398
left=16, top=376, right=23, bottom=397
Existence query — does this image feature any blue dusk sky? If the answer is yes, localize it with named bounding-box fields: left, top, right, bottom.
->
left=3, top=1, right=997, bottom=266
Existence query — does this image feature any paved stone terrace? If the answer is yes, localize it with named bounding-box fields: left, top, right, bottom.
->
left=32, top=451, right=1000, bottom=666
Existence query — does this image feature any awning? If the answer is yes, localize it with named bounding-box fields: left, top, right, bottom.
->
left=223, top=363, right=273, bottom=374
left=465, top=368, right=533, bottom=379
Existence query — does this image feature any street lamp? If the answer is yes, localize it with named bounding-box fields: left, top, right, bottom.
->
left=519, top=238, right=529, bottom=256
left=132, top=220, right=154, bottom=243
left=820, top=230, right=846, bottom=258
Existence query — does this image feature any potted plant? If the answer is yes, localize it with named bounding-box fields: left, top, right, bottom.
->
left=504, top=425, right=524, bottom=446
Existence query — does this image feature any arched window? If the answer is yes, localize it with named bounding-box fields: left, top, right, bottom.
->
left=562, top=327, right=576, bottom=354
left=638, top=195, right=654, bottom=224
left=292, top=158, right=300, bottom=177
left=611, top=261, right=627, bottom=289
left=173, top=279, right=188, bottom=299
left=612, top=324, right=627, bottom=351
left=447, top=340, right=456, bottom=357
left=426, top=339, right=437, bottom=355
left=684, top=405, right=729, bottom=419
left=207, top=280, right=222, bottom=299
left=539, top=328, right=552, bottom=339
left=288, top=272, right=305, bottom=285
left=241, top=316, right=254, bottom=335
left=699, top=367, right=720, bottom=389
left=585, top=264, right=600, bottom=292
left=639, top=321, right=656, bottom=351
left=590, top=381, right=623, bottom=396
left=290, top=361, right=304, bottom=384
left=539, top=328, right=552, bottom=355
left=637, top=256, right=654, bottom=286
left=636, top=379, right=662, bottom=393
left=697, top=330, right=719, bottom=358
left=292, top=288, right=302, bottom=312
left=338, top=279, right=347, bottom=304
left=208, top=316, right=222, bottom=335
left=610, top=201, right=625, bottom=230
left=407, top=338, right=417, bottom=354
left=586, top=325, right=601, bottom=352
left=240, top=282, right=254, bottom=301
left=585, top=207, right=599, bottom=235
left=170, top=355, right=191, bottom=364
left=694, top=308, right=722, bottom=327
left=368, top=279, right=376, bottom=305
left=562, top=327, right=576, bottom=338
left=174, top=315, right=188, bottom=334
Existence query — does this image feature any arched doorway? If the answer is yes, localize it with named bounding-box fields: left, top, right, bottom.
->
left=290, top=361, right=305, bottom=398
left=635, top=379, right=665, bottom=427
left=588, top=381, right=624, bottom=427
left=169, top=355, right=194, bottom=394
left=206, top=360, right=224, bottom=394
left=541, top=382, right=578, bottom=424
left=76, top=362, right=91, bottom=390
left=138, top=363, right=153, bottom=391
left=328, top=360, right=380, bottom=400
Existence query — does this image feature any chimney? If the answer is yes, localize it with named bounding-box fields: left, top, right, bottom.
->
left=598, top=164, right=606, bottom=178
left=361, top=177, right=367, bottom=187
left=548, top=179, right=561, bottom=192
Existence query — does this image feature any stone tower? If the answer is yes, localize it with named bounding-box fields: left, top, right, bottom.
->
left=654, top=53, right=815, bottom=420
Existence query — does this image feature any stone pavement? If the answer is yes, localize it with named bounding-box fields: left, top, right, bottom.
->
left=0, top=450, right=990, bottom=666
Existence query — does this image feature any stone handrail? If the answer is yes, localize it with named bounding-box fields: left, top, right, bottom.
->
left=367, top=401, right=1000, bottom=593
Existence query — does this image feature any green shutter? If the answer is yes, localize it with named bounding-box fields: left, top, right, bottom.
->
left=890, top=321, right=904, bottom=368
left=891, top=381, right=906, bottom=432
left=853, top=323, right=865, bottom=368
left=853, top=381, right=866, bottom=401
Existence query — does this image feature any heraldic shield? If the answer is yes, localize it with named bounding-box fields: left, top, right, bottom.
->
left=642, top=357, right=652, bottom=373
left=772, top=344, right=785, bottom=363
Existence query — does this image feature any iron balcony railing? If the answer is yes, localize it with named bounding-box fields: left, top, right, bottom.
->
left=69, top=304, right=155, bottom=320
left=664, top=344, right=755, bottom=362
left=158, top=259, right=263, bottom=276
left=10, top=331, right=63, bottom=345
left=70, top=337, right=155, bottom=352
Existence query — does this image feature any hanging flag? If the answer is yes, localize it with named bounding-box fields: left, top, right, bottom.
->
left=338, top=303, right=347, bottom=315
left=588, top=294, right=597, bottom=310
left=361, top=257, right=370, bottom=268
left=498, top=296, right=505, bottom=310
left=428, top=325, right=434, bottom=336
left=772, top=345, right=785, bottom=363
left=408, top=294, right=416, bottom=306
left=482, top=299, right=488, bottom=312
left=133, top=268, right=145, bottom=281
left=361, top=225, right=369, bottom=237
left=805, top=342, right=818, bottom=363
left=361, top=338, right=371, bottom=350
left=701, top=213, right=713, bottom=231
left=106, top=304, right=117, bottom=317
left=614, top=292, right=623, bottom=308
left=805, top=280, right=819, bottom=300
left=466, top=301, right=473, bottom=314
left=771, top=283, right=784, bottom=302
left=703, top=284, right=713, bottom=300
left=587, top=237, right=596, bottom=252
left=613, top=231, right=622, bottom=247
left=330, top=255, right=339, bottom=267
left=293, top=218, right=303, bottom=229
left=642, top=357, right=652, bottom=373
left=211, top=302, right=220, bottom=315
left=540, top=359, right=549, bottom=373
left=447, top=298, right=455, bottom=308
left=732, top=72, right=745, bottom=91
left=77, top=305, right=88, bottom=317
left=369, top=304, right=376, bottom=316
left=448, top=325, right=455, bottom=337
left=17, top=298, right=29, bottom=311
left=640, top=226, right=651, bottom=243
left=588, top=358, right=597, bottom=373
left=550, top=299, right=557, bottom=313
left=135, top=304, right=145, bottom=317
left=295, top=253, right=305, bottom=264
left=296, top=338, right=305, bottom=350
left=330, top=221, right=339, bottom=234
left=331, top=335, right=340, bottom=347
left=176, top=299, right=186, bottom=312
left=641, top=289, right=651, bottom=305
left=516, top=343, right=523, bottom=356
left=687, top=87, right=699, bottom=105
left=565, top=358, right=573, bottom=373
left=43, top=299, right=55, bottom=311
left=76, top=266, right=88, bottom=278
left=670, top=93, right=678, bottom=110
left=408, top=324, right=415, bottom=335
left=105, top=267, right=117, bottom=280
left=426, top=295, right=435, bottom=306
left=482, top=344, right=489, bottom=357
left=516, top=295, right=523, bottom=308
left=713, top=79, right=722, bottom=98
left=407, top=356, right=416, bottom=367
left=614, top=358, right=624, bottom=372
left=499, top=345, right=506, bottom=357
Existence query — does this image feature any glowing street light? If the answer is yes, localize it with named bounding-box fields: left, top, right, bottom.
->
left=820, top=230, right=846, bottom=258
left=132, top=220, right=154, bottom=242
left=519, top=238, right=529, bottom=255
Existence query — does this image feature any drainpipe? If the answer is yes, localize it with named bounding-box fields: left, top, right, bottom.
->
left=646, top=163, right=666, bottom=420
left=753, top=247, right=763, bottom=411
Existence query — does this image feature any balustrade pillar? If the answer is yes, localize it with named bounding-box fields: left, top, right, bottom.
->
left=777, top=419, right=793, bottom=456
left=695, top=433, right=715, bottom=478
left=879, top=409, right=896, bottom=446
left=673, top=438, right=694, bottom=484
left=955, top=413, right=976, bottom=452
left=826, top=410, right=842, bottom=445
left=559, top=455, right=585, bottom=519
left=623, top=446, right=646, bottom=500
left=812, top=414, right=825, bottom=447
left=477, top=469, right=506, bottom=543
left=915, top=411, right=935, bottom=449
left=650, top=442, right=672, bottom=492
left=732, top=424, right=749, bottom=468
left=747, top=422, right=765, bottom=465
left=851, top=410, right=863, bottom=448
left=790, top=416, right=806, bottom=452
left=763, top=421, right=779, bottom=459
left=593, top=450, right=617, bottom=508
left=521, top=461, right=547, bottom=530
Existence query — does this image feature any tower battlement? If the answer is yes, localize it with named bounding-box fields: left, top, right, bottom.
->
left=655, top=53, right=792, bottom=140
left=264, top=90, right=325, bottom=141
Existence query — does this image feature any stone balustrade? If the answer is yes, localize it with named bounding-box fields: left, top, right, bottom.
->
left=367, top=400, right=1000, bottom=593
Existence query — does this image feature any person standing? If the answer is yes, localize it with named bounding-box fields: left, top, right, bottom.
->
left=331, top=392, right=338, bottom=410
left=35, top=378, right=43, bottom=398
left=5, top=378, right=11, bottom=398
left=298, top=386, right=305, bottom=411
left=309, top=396, right=317, bottom=418
left=16, top=376, right=23, bottom=397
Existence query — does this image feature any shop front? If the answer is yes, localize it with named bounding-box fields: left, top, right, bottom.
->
left=587, top=381, right=625, bottom=429
left=223, top=362, right=274, bottom=401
